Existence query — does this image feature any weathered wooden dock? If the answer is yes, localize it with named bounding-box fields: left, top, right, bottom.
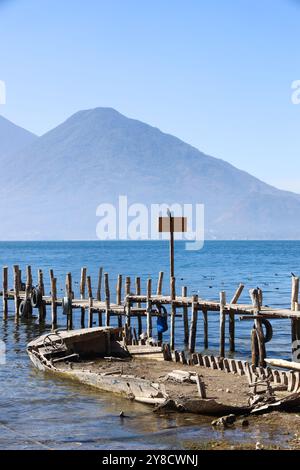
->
left=2, top=265, right=300, bottom=368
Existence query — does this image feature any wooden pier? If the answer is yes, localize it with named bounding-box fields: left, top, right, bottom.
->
left=2, top=264, right=300, bottom=368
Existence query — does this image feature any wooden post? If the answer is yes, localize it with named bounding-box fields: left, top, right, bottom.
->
left=51, top=277, right=57, bottom=329
left=291, top=317, right=300, bottom=360
left=125, top=296, right=131, bottom=336
left=96, top=267, right=103, bottom=301
left=291, top=276, right=299, bottom=311
left=116, top=274, right=122, bottom=305
left=189, top=294, right=198, bottom=353
left=146, top=278, right=152, bottom=338
left=250, top=288, right=266, bottom=367
left=38, top=269, right=46, bottom=321
left=229, top=309, right=235, bottom=352
left=219, top=291, right=226, bottom=357
left=18, top=269, right=23, bottom=291
left=104, top=273, right=110, bottom=326
left=125, top=276, right=131, bottom=296
left=80, top=267, right=87, bottom=328
left=202, top=306, right=208, bottom=349
left=125, top=277, right=131, bottom=328
left=116, top=274, right=123, bottom=328
left=135, top=276, right=142, bottom=336
left=195, top=374, right=206, bottom=399
left=66, top=273, right=73, bottom=329
left=251, top=327, right=259, bottom=366
left=182, top=286, right=189, bottom=346
left=169, top=213, right=175, bottom=280
left=170, top=276, right=176, bottom=350
left=22, top=265, right=33, bottom=318
left=157, top=272, right=164, bottom=296
left=13, top=265, right=20, bottom=321
left=87, top=275, right=93, bottom=328
left=230, top=283, right=244, bottom=304
left=2, top=266, right=8, bottom=319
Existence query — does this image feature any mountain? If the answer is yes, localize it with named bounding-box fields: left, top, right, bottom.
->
left=0, top=115, right=37, bottom=158
left=1, top=107, right=300, bottom=240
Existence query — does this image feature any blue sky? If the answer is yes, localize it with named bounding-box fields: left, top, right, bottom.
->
left=0, top=0, right=300, bottom=192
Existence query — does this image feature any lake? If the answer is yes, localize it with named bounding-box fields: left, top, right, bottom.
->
left=0, top=240, right=298, bottom=449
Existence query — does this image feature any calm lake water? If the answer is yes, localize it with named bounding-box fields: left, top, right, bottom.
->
left=0, top=240, right=299, bottom=449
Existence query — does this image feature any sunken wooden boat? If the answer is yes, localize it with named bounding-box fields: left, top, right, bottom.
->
left=27, top=327, right=300, bottom=416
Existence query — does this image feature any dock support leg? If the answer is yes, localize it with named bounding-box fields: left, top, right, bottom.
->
left=188, top=295, right=198, bottom=354
left=182, top=286, right=189, bottom=346
left=202, top=307, right=208, bottom=349
left=229, top=310, right=235, bottom=352
left=219, top=291, right=226, bottom=357
left=2, top=266, right=8, bottom=319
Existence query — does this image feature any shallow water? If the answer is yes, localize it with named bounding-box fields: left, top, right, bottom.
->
left=0, top=241, right=299, bottom=449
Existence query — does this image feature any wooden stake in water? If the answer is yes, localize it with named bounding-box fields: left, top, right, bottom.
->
left=189, top=294, right=198, bottom=353
left=104, top=273, right=110, bottom=327
left=96, top=267, right=103, bottom=301
left=51, top=276, right=57, bottom=329
left=182, top=286, right=189, bottom=346
left=170, top=276, right=176, bottom=350
left=2, top=266, right=8, bottom=319
left=87, top=275, right=93, bottom=328
left=116, top=274, right=123, bottom=328
left=13, top=265, right=20, bottom=321
left=135, top=276, right=142, bottom=336
left=80, top=267, right=87, bottom=328
left=156, top=272, right=164, bottom=296
left=202, top=306, right=208, bottom=349
left=146, top=279, right=152, bottom=338
left=219, top=291, right=226, bottom=357
left=66, top=272, right=73, bottom=330
left=38, top=269, right=46, bottom=322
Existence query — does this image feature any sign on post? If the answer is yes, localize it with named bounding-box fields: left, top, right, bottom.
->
left=158, top=215, right=187, bottom=281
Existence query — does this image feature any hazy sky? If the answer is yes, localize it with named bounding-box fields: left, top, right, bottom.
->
left=1, top=0, right=300, bottom=192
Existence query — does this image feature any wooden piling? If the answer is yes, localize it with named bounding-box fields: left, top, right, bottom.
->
left=170, top=276, right=176, bottom=350
left=96, top=267, right=103, bottom=301
left=87, top=275, right=93, bottom=328
left=116, top=274, right=123, bottom=328
left=104, top=273, right=110, bottom=326
left=125, top=277, right=131, bottom=328
left=50, top=276, right=57, bottom=329
left=23, top=265, right=33, bottom=318
left=156, top=271, right=164, bottom=296
left=230, top=283, right=244, bottom=304
left=135, top=276, right=142, bottom=336
left=66, top=272, right=73, bottom=329
left=189, top=294, right=199, bottom=354
left=251, top=327, right=259, bottom=366
left=202, top=306, right=208, bottom=349
left=219, top=291, right=226, bottom=357
left=146, top=278, right=152, bottom=338
left=291, top=276, right=299, bottom=311
left=250, top=288, right=266, bottom=367
left=182, top=286, right=189, bottom=345
left=80, top=267, right=87, bottom=328
left=229, top=309, right=235, bottom=352
left=13, top=265, right=20, bottom=321
left=291, top=315, right=300, bottom=360
left=18, top=269, right=23, bottom=291
left=38, top=269, right=46, bottom=322
left=2, top=266, right=8, bottom=319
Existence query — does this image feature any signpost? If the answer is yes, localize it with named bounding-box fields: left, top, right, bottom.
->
left=158, top=211, right=187, bottom=283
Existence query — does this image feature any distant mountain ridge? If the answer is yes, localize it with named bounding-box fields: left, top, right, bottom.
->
left=0, top=107, right=300, bottom=240
left=0, top=115, right=37, bottom=158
